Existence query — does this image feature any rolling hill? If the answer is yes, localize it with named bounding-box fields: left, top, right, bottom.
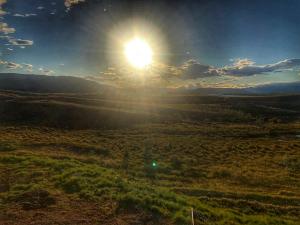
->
left=0, top=73, right=105, bottom=93
left=1, top=73, right=300, bottom=95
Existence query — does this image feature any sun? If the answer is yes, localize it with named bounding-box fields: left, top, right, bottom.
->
left=124, top=38, right=153, bottom=69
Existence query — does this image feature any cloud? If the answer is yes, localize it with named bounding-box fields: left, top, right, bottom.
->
left=1, top=60, right=52, bottom=74
left=177, top=58, right=300, bottom=78
left=0, top=0, right=6, bottom=16
left=0, top=1, right=15, bottom=36
left=179, top=60, right=219, bottom=79
left=0, top=1, right=34, bottom=50
left=13, top=13, right=37, bottom=17
left=22, top=63, right=33, bottom=72
left=219, top=58, right=300, bottom=76
left=134, top=60, right=219, bottom=81
left=0, top=60, right=22, bottom=69
left=92, top=58, right=300, bottom=89
left=232, top=58, right=255, bottom=68
left=166, top=58, right=300, bottom=79
left=0, top=35, right=10, bottom=40
left=64, top=0, right=86, bottom=9
left=39, top=68, right=54, bottom=75
left=8, top=38, right=34, bottom=46
left=6, top=62, right=21, bottom=69
left=0, top=22, right=15, bottom=34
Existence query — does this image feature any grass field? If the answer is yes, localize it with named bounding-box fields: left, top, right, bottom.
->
left=0, top=91, right=300, bottom=224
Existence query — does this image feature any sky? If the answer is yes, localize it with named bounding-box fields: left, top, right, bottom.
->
left=1, top=0, right=300, bottom=89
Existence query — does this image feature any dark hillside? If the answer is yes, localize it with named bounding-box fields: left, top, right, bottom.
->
left=0, top=73, right=105, bottom=93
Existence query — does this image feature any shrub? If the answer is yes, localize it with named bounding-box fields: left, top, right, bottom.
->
left=170, top=157, right=183, bottom=170
left=174, top=210, right=190, bottom=225
left=0, top=142, right=17, bottom=152
left=14, top=189, right=56, bottom=210
left=58, top=177, right=85, bottom=193
left=212, top=169, right=232, bottom=179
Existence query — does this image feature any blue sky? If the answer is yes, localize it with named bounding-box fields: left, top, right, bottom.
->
left=1, top=0, right=300, bottom=88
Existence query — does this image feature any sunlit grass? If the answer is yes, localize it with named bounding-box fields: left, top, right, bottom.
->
left=0, top=122, right=299, bottom=224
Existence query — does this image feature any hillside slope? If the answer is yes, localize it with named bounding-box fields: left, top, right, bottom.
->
left=0, top=73, right=106, bottom=93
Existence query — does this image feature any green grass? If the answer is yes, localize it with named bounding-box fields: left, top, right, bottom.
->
left=1, top=153, right=298, bottom=225
left=0, top=91, right=300, bottom=224
left=0, top=122, right=299, bottom=224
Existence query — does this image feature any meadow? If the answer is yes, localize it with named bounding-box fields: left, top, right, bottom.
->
left=0, top=91, right=299, bottom=224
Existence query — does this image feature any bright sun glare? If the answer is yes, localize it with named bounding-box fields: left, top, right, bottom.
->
left=124, top=38, right=153, bottom=69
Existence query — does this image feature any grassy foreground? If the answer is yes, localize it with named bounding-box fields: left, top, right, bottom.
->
left=0, top=122, right=299, bottom=225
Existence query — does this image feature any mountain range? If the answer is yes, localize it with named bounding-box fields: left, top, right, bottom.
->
left=0, top=73, right=300, bottom=95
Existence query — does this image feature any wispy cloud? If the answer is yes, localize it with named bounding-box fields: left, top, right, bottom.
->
left=39, top=68, right=54, bottom=75
left=13, top=13, right=37, bottom=18
left=22, top=63, right=33, bottom=72
left=219, top=58, right=300, bottom=76
left=178, top=60, right=219, bottom=79
left=0, top=0, right=34, bottom=50
left=0, top=60, right=22, bottom=69
left=162, top=58, right=300, bottom=79
left=64, top=0, right=86, bottom=9
left=0, top=0, right=7, bottom=16
left=0, top=60, right=51, bottom=75
left=0, top=22, right=15, bottom=34
left=8, top=38, right=34, bottom=46
left=0, top=1, right=15, bottom=35
left=92, top=58, right=300, bottom=89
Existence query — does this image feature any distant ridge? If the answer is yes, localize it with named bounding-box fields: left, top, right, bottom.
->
left=244, top=82, right=300, bottom=94
left=178, top=82, right=300, bottom=95
left=0, top=73, right=105, bottom=93
left=1, top=73, right=300, bottom=95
